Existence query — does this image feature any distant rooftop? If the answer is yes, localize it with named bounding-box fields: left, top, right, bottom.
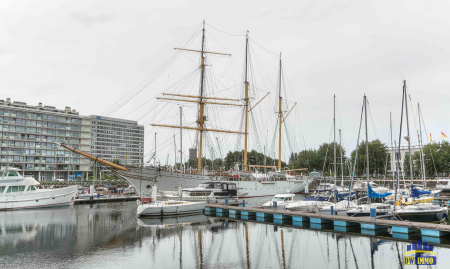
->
left=0, top=98, right=79, bottom=115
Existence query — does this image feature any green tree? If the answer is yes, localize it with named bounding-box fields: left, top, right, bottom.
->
left=350, top=139, right=387, bottom=177
left=222, top=150, right=285, bottom=170
left=289, top=142, right=346, bottom=176
left=112, top=159, right=122, bottom=165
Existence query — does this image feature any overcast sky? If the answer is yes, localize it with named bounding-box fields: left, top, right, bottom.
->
left=1, top=0, right=450, bottom=164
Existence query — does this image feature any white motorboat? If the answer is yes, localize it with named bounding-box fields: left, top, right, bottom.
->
left=136, top=200, right=206, bottom=217
left=136, top=186, right=206, bottom=217
left=261, top=194, right=295, bottom=209
left=0, top=168, right=77, bottom=210
left=316, top=200, right=358, bottom=216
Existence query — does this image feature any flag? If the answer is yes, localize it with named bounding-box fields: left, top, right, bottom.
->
left=430, top=133, right=433, bottom=142
left=442, top=132, right=447, bottom=138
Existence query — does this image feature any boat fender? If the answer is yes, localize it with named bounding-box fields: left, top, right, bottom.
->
left=390, top=195, right=394, bottom=200
left=444, top=212, right=449, bottom=220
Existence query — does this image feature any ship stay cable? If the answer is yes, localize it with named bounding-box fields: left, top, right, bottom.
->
left=102, top=23, right=203, bottom=117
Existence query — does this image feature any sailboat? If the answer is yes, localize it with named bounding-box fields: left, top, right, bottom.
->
left=391, top=81, right=448, bottom=223
left=58, top=22, right=312, bottom=199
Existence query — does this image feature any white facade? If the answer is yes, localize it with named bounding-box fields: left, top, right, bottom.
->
left=0, top=98, right=90, bottom=181
left=0, top=98, right=144, bottom=181
left=88, top=115, right=144, bottom=166
left=387, top=145, right=422, bottom=175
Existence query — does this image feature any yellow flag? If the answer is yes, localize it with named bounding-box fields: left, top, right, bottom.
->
left=430, top=133, right=433, bottom=142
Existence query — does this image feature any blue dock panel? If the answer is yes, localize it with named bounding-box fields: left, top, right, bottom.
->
left=334, top=226, right=360, bottom=233
left=241, top=211, right=256, bottom=216
left=310, top=218, right=332, bottom=224
left=229, top=214, right=239, bottom=219
left=241, top=215, right=256, bottom=220
left=256, top=212, right=273, bottom=218
left=334, top=220, right=359, bottom=227
left=229, top=209, right=240, bottom=215
left=293, top=221, right=310, bottom=227
left=361, top=228, right=388, bottom=236
left=216, top=212, right=228, bottom=217
left=274, top=219, right=292, bottom=225
left=392, top=226, right=420, bottom=234
left=292, top=216, right=310, bottom=222
left=311, top=223, right=333, bottom=230
left=274, top=214, right=291, bottom=220
left=216, top=208, right=228, bottom=213
left=392, top=233, right=421, bottom=240
left=360, top=223, right=387, bottom=230
left=421, top=229, right=450, bottom=237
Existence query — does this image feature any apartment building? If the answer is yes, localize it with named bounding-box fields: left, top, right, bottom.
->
left=0, top=98, right=144, bottom=181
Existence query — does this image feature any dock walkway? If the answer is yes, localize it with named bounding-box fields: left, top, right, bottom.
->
left=205, top=204, right=450, bottom=238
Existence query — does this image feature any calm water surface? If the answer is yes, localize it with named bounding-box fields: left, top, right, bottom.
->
left=1, top=200, right=450, bottom=269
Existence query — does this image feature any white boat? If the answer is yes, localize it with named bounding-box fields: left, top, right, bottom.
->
left=261, top=193, right=295, bottom=209
left=393, top=203, right=448, bottom=223
left=346, top=203, right=393, bottom=217
left=0, top=168, right=77, bottom=210
left=136, top=186, right=206, bottom=217
left=316, top=200, right=358, bottom=215
left=136, top=200, right=206, bottom=217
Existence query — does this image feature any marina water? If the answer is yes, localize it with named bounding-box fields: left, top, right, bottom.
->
left=1, top=200, right=450, bottom=269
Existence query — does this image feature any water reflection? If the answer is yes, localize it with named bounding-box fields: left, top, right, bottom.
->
left=0, top=202, right=450, bottom=269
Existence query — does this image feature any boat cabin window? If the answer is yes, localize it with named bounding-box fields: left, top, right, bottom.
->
left=0, top=186, right=5, bottom=193
left=28, top=186, right=37, bottom=191
left=221, top=183, right=228, bottom=190
left=11, top=186, right=18, bottom=192
left=7, top=171, right=19, bottom=177
left=228, top=184, right=236, bottom=190
left=19, top=186, right=25, bottom=191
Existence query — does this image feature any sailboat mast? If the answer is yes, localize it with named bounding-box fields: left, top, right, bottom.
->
left=198, top=21, right=206, bottom=171
left=339, top=129, right=344, bottom=186
left=364, top=95, right=370, bottom=204
left=243, top=31, right=249, bottom=172
left=334, top=94, right=336, bottom=186
left=180, top=106, right=183, bottom=177
left=418, top=103, right=426, bottom=187
left=278, top=54, right=282, bottom=171
left=390, top=112, right=394, bottom=178
left=403, top=80, right=413, bottom=184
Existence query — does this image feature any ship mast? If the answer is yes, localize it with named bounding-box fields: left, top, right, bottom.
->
left=278, top=54, right=282, bottom=171
left=243, top=31, right=249, bottom=172
left=198, top=21, right=206, bottom=171
left=152, top=22, right=245, bottom=173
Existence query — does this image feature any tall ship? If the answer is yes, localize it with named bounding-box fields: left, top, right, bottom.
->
left=59, top=22, right=313, bottom=199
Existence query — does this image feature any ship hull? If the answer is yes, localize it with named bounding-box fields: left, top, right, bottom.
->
left=116, top=168, right=311, bottom=198
left=0, top=186, right=77, bottom=210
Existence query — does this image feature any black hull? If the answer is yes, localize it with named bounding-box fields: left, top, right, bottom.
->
left=394, top=211, right=447, bottom=223
left=346, top=212, right=389, bottom=217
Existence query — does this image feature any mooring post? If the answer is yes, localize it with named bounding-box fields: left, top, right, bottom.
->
left=331, top=206, right=334, bottom=215
left=273, top=201, right=277, bottom=209
left=225, top=198, right=228, bottom=205
left=243, top=200, right=245, bottom=207
left=370, top=208, right=376, bottom=221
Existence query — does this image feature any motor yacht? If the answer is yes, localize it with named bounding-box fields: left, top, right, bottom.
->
left=261, top=193, right=295, bottom=209
left=0, top=168, right=77, bottom=210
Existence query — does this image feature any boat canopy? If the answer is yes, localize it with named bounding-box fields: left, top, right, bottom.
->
left=367, top=184, right=391, bottom=198
left=410, top=184, right=431, bottom=198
